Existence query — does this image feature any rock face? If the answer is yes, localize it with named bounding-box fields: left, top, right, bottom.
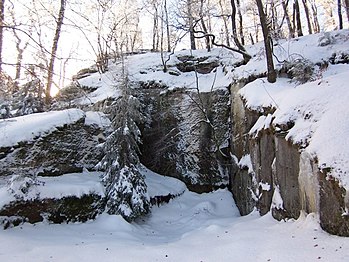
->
left=0, top=120, right=104, bottom=177
left=229, top=81, right=349, bottom=236
left=319, top=172, right=349, bottom=236
left=0, top=115, right=107, bottom=228
left=0, top=194, right=104, bottom=229
left=140, top=88, right=231, bottom=193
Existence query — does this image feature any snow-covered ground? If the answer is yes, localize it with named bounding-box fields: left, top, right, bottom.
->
left=1, top=189, right=349, bottom=262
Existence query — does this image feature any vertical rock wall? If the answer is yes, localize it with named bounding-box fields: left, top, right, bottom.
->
left=229, top=82, right=349, bottom=236
left=140, top=88, right=231, bottom=193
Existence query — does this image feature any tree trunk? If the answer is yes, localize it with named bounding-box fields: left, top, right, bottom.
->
left=310, top=2, right=320, bottom=33
left=338, top=0, right=343, bottom=29
left=302, top=0, right=313, bottom=34
left=152, top=5, right=158, bottom=52
left=231, top=0, right=248, bottom=61
left=281, top=0, right=295, bottom=38
left=218, top=0, right=230, bottom=46
left=45, top=0, right=66, bottom=104
left=199, top=0, right=211, bottom=51
left=345, top=0, right=349, bottom=23
left=164, top=0, right=171, bottom=52
left=0, top=0, right=5, bottom=76
left=236, top=0, right=244, bottom=46
left=270, top=1, right=280, bottom=38
left=294, top=0, right=303, bottom=36
left=187, top=0, right=196, bottom=50
left=256, top=0, right=276, bottom=83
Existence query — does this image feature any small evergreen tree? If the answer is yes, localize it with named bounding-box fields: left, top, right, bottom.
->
left=99, top=64, right=150, bottom=222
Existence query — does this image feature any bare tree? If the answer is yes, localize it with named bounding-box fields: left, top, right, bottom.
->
left=198, top=0, right=211, bottom=51
left=256, top=0, right=276, bottom=83
left=302, top=0, right=313, bottom=34
left=338, top=0, right=343, bottom=29
left=236, top=0, right=244, bottom=45
left=293, top=0, right=303, bottom=36
left=45, top=0, right=66, bottom=104
left=310, top=1, right=320, bottom=33
left=231, top=0, right=249, bottom=62
left=345, top=0, right=349, bottom=23
left=0, top=0, right=4, bottom=75
left=187, top=0, right=196, bottom=50
left=151, top=0, right=159, bottom=51
left=7, top=1, right=31, bottom=83
left=217, top=0, right=230, bottom=46
left=281, top=0, right=295, bottom=38
left=164, top=0, right=171, bottom=52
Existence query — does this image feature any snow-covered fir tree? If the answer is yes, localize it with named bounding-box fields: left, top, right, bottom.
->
left=99, top=63, right=150, bottom=222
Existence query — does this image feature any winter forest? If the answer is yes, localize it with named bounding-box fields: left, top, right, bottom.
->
left=1, top=0, right=349, bottom=261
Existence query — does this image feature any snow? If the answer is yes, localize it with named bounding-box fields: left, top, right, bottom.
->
left=272, top=185, right=284, bottom=211
left=140, top=165, right=187, bottom=198
left=0, top=166, right=187, bottom=209
left=0, top=172, right=104, bottom=209
left=1, top=190, right=349, bottom=261
left=0, top=185, right=15, bottom=209
left=2, top=29, right=349, bottom=262
left=85, top=111, right=111, bottom=128
left=238, top=154, right=254, bottom=174
left=249, top=113, right=273, bottom=137
left=0, top=109, right=85, bottom=148
left=127, top=49, right=233, bottom=93
left=232, top=29, right=349, bottom=81
left=240, top=65, right=349, bottom=190
left=38, top=172, right=105, bottom=199
left=76, top=63, right=122, bottom=105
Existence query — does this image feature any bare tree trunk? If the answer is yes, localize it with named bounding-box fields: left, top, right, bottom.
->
left=187, top=0, right=196, bottom=50
left=302, top=0, right=313, bottom=34
left=256, top=0, right=276, bottom=83
left=200, top=19, right=211, bottom=51
left=164, top=0, right=171, bottom=52
left=45, top=0, right=66, bottom=104
left=218, top=0, right=230, bottom=46
left=249, top=33, right=255, bottom=45
left=199, top=0, right=211, bottom=51
left=152, top=5, right=159, bottom=51
left=345, top=0, right=349, bottom=23
left=310, top=1, right=320, bottom=33
left=236, top=0, right=244, bottom=46
left=281, top=0, right=295, bottom=38
left=270, top=1, right=280, bottom=38
left=0, top=0, right=4, bottom=76
left=338, top=0, right=343, bottom=29
left=294, top=0, right=303, bottom=36
left=231, top=0, right=248, bottom=62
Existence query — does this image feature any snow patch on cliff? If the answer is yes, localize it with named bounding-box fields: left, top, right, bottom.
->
left=0, top=109, right=85, bottom=148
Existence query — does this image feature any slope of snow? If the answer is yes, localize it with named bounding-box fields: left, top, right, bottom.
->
left=140, top=165, right=187, bottom=197
left=38, top=172, right=105, bottom=199
left=76, top=63, right=122, bottom=105
left=127, top=48, right=235, bottom=93
left=85, top=111, right=111, bottom=128
left=0, top=166, right=187, bottom=209
left=1, top=190, right=349, bottom=261
left=232, top=29, right=349, bottom=80
left=240, top=64, right=349, bottom=189
left=0, top=172, right=104, bottom=209
left=0, top=109, right=85, bottom=148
